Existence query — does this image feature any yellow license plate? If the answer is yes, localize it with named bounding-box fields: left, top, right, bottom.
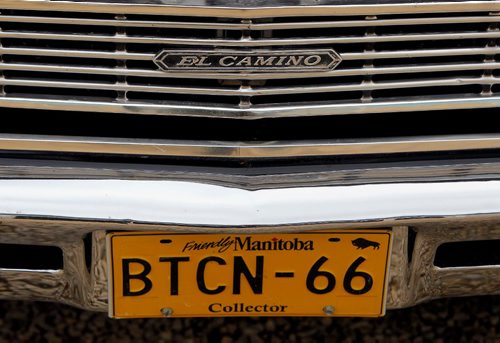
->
left=107, top=230, right=392, bottom=318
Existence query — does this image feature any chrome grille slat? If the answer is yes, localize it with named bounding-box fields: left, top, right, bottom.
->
left=1, top=62, right=499, bottom=80
left=245, top=16, right=500, bottom=29
left=0, top=15, right=250, bottom=30
left=2, top=96, right=500, bottom=119
left=0, top=14, right=498, bottom=30
left=1, top=30, right=500, bottom=46
left=1, top=47, right=499, bottom=62
left=342, top=47, right=500, bottom=60
left=2, top=0, right=500, bottom=17
left=1, top=3, right=500, bottom=118
left=1, top=76, right=498, bottom=96
left=0, top=78, right=241, bottom=96
left=2, top=133, right=500, bottom=158
left=0, top=47, right=153, bottom=60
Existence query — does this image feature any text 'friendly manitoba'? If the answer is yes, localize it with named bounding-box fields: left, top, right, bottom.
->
left=182, top=236, right=315, bottom=253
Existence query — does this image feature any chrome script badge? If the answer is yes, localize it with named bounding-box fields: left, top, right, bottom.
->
left=153, top=49, right=342, bottom=73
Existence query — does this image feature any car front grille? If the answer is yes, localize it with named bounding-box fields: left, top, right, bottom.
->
left=1, top=2, right=500, bottom=118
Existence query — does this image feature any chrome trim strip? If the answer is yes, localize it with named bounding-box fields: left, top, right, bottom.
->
left=0, top=79, right=244, bottom=97
left=1, top=95, right=500, bottom=119
left=0, top=63, right=166, bottom=79
left=2, top=30, right=499, bottom=46
left=342, top=47, right=500, bottom=60
left=2, top=62, right=499, bottom=80
left=0, top=15, right=249, bottom=30
left=0, top=48, right=153, bottom=61
left=3, top=156, right=500, bottom=190
left=1, top=134, right=500, bottom=158
left=0, top=14, right=498, bottom=30
left=238, top=15, right=500, bottom=29
left=2, top=1, right=500, bottom=17
left=1, top=47, right=498, bottom=62
left=1, top=77, right=497, bottom=96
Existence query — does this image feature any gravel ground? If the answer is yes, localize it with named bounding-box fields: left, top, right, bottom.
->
left=0, top=296, right=498, bottom=343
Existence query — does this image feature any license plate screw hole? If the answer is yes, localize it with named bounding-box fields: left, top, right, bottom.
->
left=160, top=239, right=172, bottom=244
left=323, top=305, right=335, bottom=316
left=161, top=307, right=174, bottom=317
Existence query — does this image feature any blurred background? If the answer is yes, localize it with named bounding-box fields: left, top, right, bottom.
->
left=0, top=296, right=497, bottom=343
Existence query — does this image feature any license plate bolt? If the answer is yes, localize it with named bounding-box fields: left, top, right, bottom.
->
left=323, top=305, right=335, bottom=316
left=161, top=307, right=174, bottom=317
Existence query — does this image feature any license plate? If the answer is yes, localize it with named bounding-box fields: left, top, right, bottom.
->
left=107, top=230, right=392, bottom=318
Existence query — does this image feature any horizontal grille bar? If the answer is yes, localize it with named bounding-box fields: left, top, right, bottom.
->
left=2, top=133, right=500, bottom=158
left=2, top=0, right=500, bottom=18
left=1, top=47, right=499, bottom=62
left=342, top=47, right=500, bottom=60
left=0, top=48, right=152, bottom=61
left=1, top=62, right=498, bottom=80
left=0, top=14, right=498, bottom=30
left=1, top=96, right=500, bottom=119
left=2, top=31, right=500, bottom=46
left=1, top=77, right=498, bottom=96
left=0, top=15, right=249, bottom=30
left=0, top=78, right=238, bottom=96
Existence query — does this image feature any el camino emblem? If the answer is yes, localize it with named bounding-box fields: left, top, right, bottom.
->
left=153, top=49, right=342, bottom=73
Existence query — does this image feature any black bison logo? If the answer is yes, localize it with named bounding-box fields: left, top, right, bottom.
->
left=352, top=238, right=380, bottom=250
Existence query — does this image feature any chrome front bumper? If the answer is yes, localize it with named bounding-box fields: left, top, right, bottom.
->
left=0, top=170, right=499, bottom=312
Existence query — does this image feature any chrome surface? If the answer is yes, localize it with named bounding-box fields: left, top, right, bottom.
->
left=2, top=76, right=498, bottom=96
left=0, top=178, right=499, bottom=311
left=4, top=30, right=500, bottom=46
left=7, top=179, right=500, bottom=226
left=388, top=224, right=500, bottom=309
left=1, top=14, right=500, bottom=30
left=0, top=47, right=153, bottom=60
left=2, top=96, right=500, bottom=119
left=2, top=46, right=500, bottom=61
left=3, top=1, right=500, bottom=17
left=0, top=1, right=500, bottom=116
left=4, top=179, right=500, bottom=226
left=2, top=61, right=499, bottom=79
left=14, top=77, right=500, bottom=96
left=2, top=134, right=500, bottom=158
left=1, top=157, right=500, bottom=189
